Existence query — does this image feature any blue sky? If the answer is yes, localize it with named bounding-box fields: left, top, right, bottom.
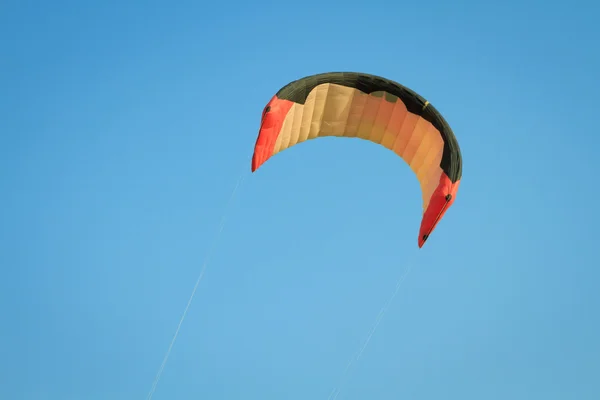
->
left=1, top=0, right=599, bottom=399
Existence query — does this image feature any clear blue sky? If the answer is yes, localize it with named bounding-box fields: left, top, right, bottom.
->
left=1, top=0, right=599, bottom=399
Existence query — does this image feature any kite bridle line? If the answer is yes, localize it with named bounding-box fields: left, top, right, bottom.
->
left=145, top=154, right=251, bottom=400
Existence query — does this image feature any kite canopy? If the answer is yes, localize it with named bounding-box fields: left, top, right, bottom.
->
left=251, top=72, right=462, bottom=247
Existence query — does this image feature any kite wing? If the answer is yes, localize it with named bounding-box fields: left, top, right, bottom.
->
left=251, top=72, right=462, bottom=247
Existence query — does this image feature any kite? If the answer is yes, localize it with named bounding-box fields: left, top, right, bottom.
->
left=251, top=72, right=462, bottom=247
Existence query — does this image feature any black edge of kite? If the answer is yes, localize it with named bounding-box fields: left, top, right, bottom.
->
left=274, top=72, right=462, bottom=182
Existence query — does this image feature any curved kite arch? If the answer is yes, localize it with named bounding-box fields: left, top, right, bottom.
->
left=251, top=72, right=462, bottom=247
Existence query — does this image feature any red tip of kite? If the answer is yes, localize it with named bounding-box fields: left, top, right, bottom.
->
left=251, top=96, right=295, bottom=173
left=418, top=174, right=460, bottom=248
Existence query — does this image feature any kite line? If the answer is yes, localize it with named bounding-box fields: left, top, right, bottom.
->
left=327, top=248, right=421, bottom=400
left=145, top=156, right=251, bottom=400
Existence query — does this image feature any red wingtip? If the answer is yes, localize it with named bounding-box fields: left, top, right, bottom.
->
left=417, top=174, right=460, bottom=248
left=250, top=96, right=295, bottom=174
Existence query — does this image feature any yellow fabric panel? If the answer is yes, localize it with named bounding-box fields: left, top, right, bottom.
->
left=272, top=83, right=444, bottom=212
